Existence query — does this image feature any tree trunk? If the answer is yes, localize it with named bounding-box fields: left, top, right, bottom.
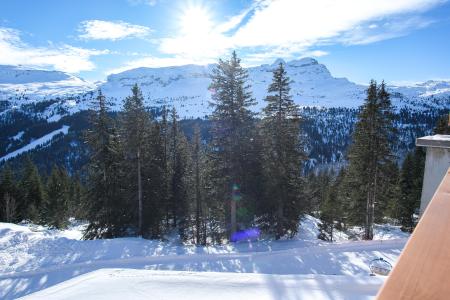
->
left=276, top=202, right=284, bottom=239
left=231, top=198, right=236, bottom=241
left=365, top=187, right=371, bottom=240
left=195, top=156, right=201, bottom=245
left=137, top=148, right=143, bottom=237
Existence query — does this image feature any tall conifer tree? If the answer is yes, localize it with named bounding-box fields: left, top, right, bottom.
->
left=344, top=80, right=396, bottom=239
left=84, top=90, right=126, bottom=239
left=261, top=62, right=305, bottom=238
left=122, top=84, right=149, bottom=236
left=209, top=51, right=257, bottom=240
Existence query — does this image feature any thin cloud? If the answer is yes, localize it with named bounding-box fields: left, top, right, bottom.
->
left=78, top=20, right=152, bottom=41
left=156, top=0, right=445, bottom=66
left=106, top=55, right=215, bottom=75
left=232, top=0, right=445, bottom=48
left=0, top=27, right=107, bottom=73
left=127, top=0, right=157, bottom=7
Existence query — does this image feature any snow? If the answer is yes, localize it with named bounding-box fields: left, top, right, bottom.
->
left=0, top=65, right=95, bottom=99
left=418, top=134, right=450, bottom=141
left=20, top=269, right=386, bottom=300
left=0, top=125, right=69, bottom=162
left=11, top=131, right=24, bottom=141
left=0, top=216, right=409, bottom=299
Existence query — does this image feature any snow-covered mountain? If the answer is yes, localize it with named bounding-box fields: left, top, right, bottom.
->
left=94, top=57, right=450, bottom=116
left=1, top=58, right=449, bottom=119
left=0, top=65, right=95, bottom=100
left=100, top=58, right=368, bottom=117
left=0, top=59, right=447, bottom=171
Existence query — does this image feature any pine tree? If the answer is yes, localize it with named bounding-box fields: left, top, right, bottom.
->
left=67, top=175, right=86, bottom=220
left=0, top=165, right=19, bottom=222
left=160, top=106, right=171, bottom=228
left=261, top=62, right=306, bottom=239
left=44, top=166, right=70, bottom=228
left=121, top=84, right=150, bottom=236
left=209, top=51, right=257, bottom=240
left=344, top=80, right=396, bottom=240
left=168, top=107, right=190, bottom=240
left=140, top=118, right=165, bottom=238
left=398, top=148, right=425, bottom=232
left=192, top=124, right=205, bottom=244
left=19, top=157, right=46, bottom=223
left=433, top=114, right=450, bottom=134
left=84, top=90, right=127, bottom=239
left=318, top=169, right=345, bottom=241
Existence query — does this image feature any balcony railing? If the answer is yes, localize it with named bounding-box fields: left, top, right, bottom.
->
left=376, top=167, right=450, bottom=299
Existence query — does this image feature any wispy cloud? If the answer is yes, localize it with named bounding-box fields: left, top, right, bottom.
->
left=155, top=0, right=444, bottom=66
left=338, top=16, right=434, bottom=45
left=106, top=55, right=215, bottom=75
left=78, top=20, right=152, bottom=41
left=0, top=27, right=108, bottom=73
left=127, top=0, right=157, bottom=7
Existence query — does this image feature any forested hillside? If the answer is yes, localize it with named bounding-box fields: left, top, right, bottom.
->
left=1, top=52, right=448, bottom=243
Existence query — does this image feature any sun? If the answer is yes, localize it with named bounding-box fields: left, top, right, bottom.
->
left=179, top=4, right=212, bottom=37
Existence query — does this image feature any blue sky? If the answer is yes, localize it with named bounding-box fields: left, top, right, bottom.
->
left=1, top=0, right=449, bottom=84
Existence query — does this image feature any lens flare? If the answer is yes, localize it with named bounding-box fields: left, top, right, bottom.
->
left=231, top=228, right=260, bottom=243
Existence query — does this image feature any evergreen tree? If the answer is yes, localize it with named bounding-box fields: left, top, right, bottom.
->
left=167, top=107, right=190, bottom=239
left=433, top=114, right=450, bottom=134
left=192, top=124, right=204, bottom=244
left=121, top=84, right=150, bottom=236
left=209, top=51, right=258, bottom=240
left=160, top=106, right=171, bottom=228
left=84, top=90, right=127, bottom=239
left=318, top=169, right=345, bottom=241
left=140, top=118, right=165, bottom=238
left=0, top=165, right=19, bottom=222
left=261, top=62, right=306, bottom=239
left=398, top=148, right=425, bottom=232
left=344, top=81, right=396, bottom=240
left=376, top=160, right=400, bottom=222
left=43, top=166, right=70, bottom=228
left=67, top=175, right=86, bottom=220
left=19, top=157, right=46, bottom=222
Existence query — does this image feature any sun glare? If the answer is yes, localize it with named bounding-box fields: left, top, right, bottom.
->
left=180, top=4, right=212, bottom=36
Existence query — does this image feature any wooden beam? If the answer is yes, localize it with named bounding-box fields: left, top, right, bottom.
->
left=377, top=167, right=450, bottom=300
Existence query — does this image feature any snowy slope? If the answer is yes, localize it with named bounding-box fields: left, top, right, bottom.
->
left=0, top=125, right=69, bottom=162
left=0, top=65, right=95, bottom=99
left=95, top=57, right=450, bottom=117
left=0, top=216, right=408, bottom=299
left=21, top=269, right=386, bottom=300
left=1, top=59, right=449, bottom=121
left=99, top=58, right=369, bottom=117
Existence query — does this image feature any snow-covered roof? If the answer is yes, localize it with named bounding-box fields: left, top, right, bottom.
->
left=416, top=135, right=450, bottom=148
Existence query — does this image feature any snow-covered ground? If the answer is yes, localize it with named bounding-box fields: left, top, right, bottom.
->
left=0, top=216, right=409, bottom=299
left=20, top=269, right=386, bottom=300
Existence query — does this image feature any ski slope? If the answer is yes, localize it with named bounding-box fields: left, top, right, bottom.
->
left=0, top=125, right=69, bottom=162
left=0, top=217, right=408, bottom=299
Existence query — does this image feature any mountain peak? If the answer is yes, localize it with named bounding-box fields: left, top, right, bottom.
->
left=0, top=65, right=74, bottom=84
left=287, top=57, right=318, bottom=67
left=271, top=58, right=286, bottom=66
